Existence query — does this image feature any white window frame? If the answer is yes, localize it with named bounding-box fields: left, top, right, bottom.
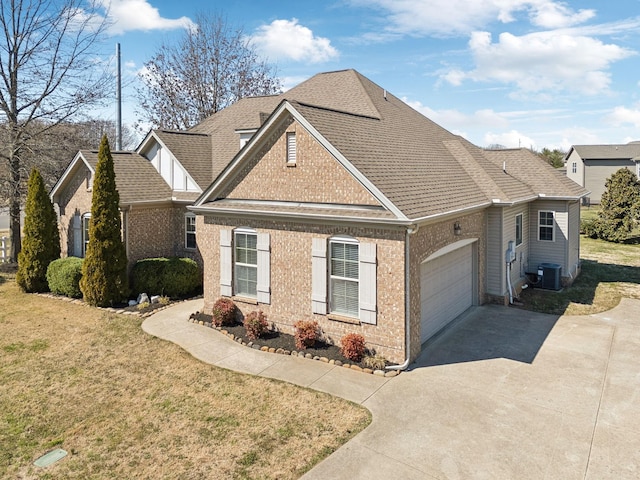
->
left=82, top=213, right=91, bottom=257
left=515, top=213, right=523, bottom=246
left=286, top=132, right=296, bottom=165
left=329, top=236, right=359, bottom=318
left=571, top=162, right=577, bottom=174
left=234, top=228, right=258, bottom=298
left=538, top=211, right=554, bottom=242
left=185, top=214, right=196, bottom=250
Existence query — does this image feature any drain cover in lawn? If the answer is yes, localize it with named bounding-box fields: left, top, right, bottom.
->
left=34, top=448, right=67, bottom=467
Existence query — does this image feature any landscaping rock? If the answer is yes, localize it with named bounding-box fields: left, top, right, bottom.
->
left=150, top=295, right=160, bottom=304
left=385, top=370, right=399, bottom=377
left=137, top=293, right=149, bottom=304
left=128, top=300, right=137, bottom=307
left=373, top=370, right=385, bottom=377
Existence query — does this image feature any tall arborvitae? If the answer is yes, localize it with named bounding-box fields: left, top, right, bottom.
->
left=596, top=168, right=640, bottom=242
left=16, top=168, right=61, bottom=292
left=80, top=135, right=128, bottom=306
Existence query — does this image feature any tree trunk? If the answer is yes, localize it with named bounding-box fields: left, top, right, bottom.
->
left=9, top=148, right=22, bottom=262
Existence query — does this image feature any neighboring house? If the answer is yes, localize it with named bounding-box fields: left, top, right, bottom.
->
left=565, top=142, right=640, bottom=204
left=190, top=69, right=588, bottom=365
left=50, top=129, right=212, bottom=267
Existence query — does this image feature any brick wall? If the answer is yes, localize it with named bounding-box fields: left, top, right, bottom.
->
left=221, top=117, right=380, bottom=206
left=56, top=166, right=93, bottom=257
left=199, top=216, right=407, bottom=363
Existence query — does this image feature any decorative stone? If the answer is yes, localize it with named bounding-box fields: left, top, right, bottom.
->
left=136, top=293, right=149, bottom=304
left=385, top=370, right=399, bottom=377
left=319, top=357, right=329, bottom=363
left=305, top=353, right=312, bottom=359
left=350, top=365, right=363, bottom=372
left=247, top=342, right=253, bottom=348
left=342, top=364, right=351, bottom=368
left=283, top=350, right=290, bottom=355
left=199, top=321, right=204, bottom=325
left=373, top=370, right=385, bottom=377
left=252, top=344, right=261, bottom=350
left=260, top=346, right=269, bottom=352
left=276, top=348, right=285, bottom=354
left=221, top=330, right=228, bottom=335
left=363, top=368, right=373, bottom=374
left=313, top=356, right=320, bottom=361
left=150, top=295, right=160, bottom=304
left=128, top=300, right=137, bottom=307
left=335, top=360, right=342, bottom=367
left=329, top=359, right=335, bottom=365
left=268, top=347, right=276, bottom=353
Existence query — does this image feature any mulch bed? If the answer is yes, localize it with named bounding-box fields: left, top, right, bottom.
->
left=190, top=312, right=396, bottom=373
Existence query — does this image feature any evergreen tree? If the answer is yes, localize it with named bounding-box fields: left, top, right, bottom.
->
left=80, top=135, right=128, bottom=306
left=16, top=168, right=60, bottom=292
left=594, top=168, right=640, bottom=242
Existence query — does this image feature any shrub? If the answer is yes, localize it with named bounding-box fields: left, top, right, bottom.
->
left=340, top=333, right=366, bottom=362
left=16, top=168, right=60, bottom=292
left=137, top=301, right=150, bottom=310
left=293, top=320, right=320, bottom=350
left=212, top=298, right=237, bottom=326
left=46, top=257, right=83, bottom=298
left=244, top=310, right=269, bottom=340
left=132, top=257, right=202, bottom=298
left=362, top=354, right=387, bottom=370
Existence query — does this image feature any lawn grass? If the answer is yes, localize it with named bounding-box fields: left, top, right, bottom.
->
left=519, top=234, right=640, bottom=315
left=0, top=273, right=371, bottom=479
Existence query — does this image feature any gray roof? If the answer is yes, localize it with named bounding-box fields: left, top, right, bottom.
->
left=152, top=130, right=212, bottom=189
left=571, top=143, right=640, bottom=161
left=80, top=151, right=172, bottom=205
left=194, top=69, right=588, bottom=220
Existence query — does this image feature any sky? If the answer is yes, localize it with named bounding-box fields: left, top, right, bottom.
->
left=95, top=0, right=640, bottom=151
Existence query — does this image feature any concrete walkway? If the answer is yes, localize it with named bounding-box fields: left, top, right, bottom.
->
left=143, top=298, right=640, bottom=479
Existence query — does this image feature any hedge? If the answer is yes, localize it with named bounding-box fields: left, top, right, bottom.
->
left=46, top=257, right=84, bottom=298
left=132, top=257, right=202, bottom=298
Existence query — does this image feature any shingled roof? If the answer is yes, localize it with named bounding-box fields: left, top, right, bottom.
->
left=570, top=143, right=640, bottom=161
left=152, top=130, right=212, bottom=189
left=79, top=151, right=172, bottom=205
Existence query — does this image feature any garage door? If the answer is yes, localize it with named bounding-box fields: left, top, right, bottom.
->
left=420, top=242, right=474, bottom=343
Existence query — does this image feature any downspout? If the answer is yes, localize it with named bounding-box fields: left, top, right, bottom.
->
left=386, top=224, right=419, bottom=371
left=506, top=262, right=514, bottom=304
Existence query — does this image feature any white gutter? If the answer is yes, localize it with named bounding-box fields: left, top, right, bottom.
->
left=386, top=224, right=419, bottom=371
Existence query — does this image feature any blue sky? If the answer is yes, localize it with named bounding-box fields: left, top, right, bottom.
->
left=97, top=0, right=640, bottom=150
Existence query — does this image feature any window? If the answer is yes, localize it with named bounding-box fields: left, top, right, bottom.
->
left=330, top=239, right=359, bottom=317
left=515, top=213, right=523, bottom=246
left=185, top=214, right=196, bottom=249
left=82, top=213, right=91, bottom=256
left=234, top=230, right=258, bottom=298
left=571, top=162, right=577, bottom=174
left=286, top=132, right=296, bottom=165
left=538, top=211, right=554, bottom=241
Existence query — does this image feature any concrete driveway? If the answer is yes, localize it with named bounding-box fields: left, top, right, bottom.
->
left=303, top=299, right=640, bottom=480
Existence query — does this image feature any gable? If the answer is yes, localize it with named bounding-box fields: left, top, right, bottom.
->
left=143, top=138, right=200, bottom=193
left=219, top=116, right=382, bottom=207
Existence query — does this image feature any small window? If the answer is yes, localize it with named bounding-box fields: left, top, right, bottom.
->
left=234, top=230, right=258, bottom=297
left=515, top=213, right=523, bottom=246
left=82, top=213, right=91, bottom=256
left=571, top=162, right=577, bottom=174
left=538, top=211, right=554, bottom=242
left=286, top=132, right=296, bottom=165
left=329, top=238, right=359, bottom=317
left=185, top=214, right=196, bottom=249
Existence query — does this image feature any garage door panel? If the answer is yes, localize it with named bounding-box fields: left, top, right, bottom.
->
left=421, top=243, right=474, bottom=343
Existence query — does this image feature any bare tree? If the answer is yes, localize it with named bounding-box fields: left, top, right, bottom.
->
left=0, top=0, right=111, bottom=261
left=137, top=12, right=281, bottom=130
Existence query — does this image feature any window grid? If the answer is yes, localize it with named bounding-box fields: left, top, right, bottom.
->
left=539, top=211, right=554, bottom=241
left=572, top=162, right=577, bottom=174
left=235, top=232, right=257, bottom=297
left=185, top=215, right=196, bottom=249
left=515, top=213, right=523, bottom=246
left=82, top=214, right=91, bottom=257
left=329, top=240, right=359, bottom=317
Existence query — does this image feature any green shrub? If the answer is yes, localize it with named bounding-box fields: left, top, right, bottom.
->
left=293, top=320, right=320, bottom=350
left=16, top=168, right=60, bottom=292
left=46, top=257, right=83, bottom=298
left=244, top=310, right=269, bottom=340
left=132, top=257, right=202, bottom=298
left=212, top=298, right=237, bottom=327
left=340, top=333, right=366, bottom=362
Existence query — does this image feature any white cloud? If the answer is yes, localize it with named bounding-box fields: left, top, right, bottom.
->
left=405, top=99, right=510, bottom=130
left=484, top=130, right=536, bottom=149
left=349, top=0, right=595, bottom=37
left=442, top=30, right=634, bottom=96
left=604, top=105, right=640, bottom=128
left=98, top=0, right=195, bottom=35
left=251, top=19, right=339, bottom=64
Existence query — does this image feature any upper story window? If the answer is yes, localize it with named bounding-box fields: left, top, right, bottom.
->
left=234, top=229, right=258, bottom=298
left=185, top=214, right=196, bottom=249
left=286, top=132, right=296, bottom=165
left=572, top=162, right=577, bottom=174
left=538, top=211, right=554, bottom=242
left=515, top=213, right=523, bottom=246
left=329, top=237, right=359, bottom=317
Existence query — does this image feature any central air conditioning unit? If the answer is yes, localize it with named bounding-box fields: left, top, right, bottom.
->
left=537, top=263, right=561, bottom=291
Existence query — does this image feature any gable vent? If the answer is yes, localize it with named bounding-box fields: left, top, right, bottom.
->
left=287, top=132, right=296, bottom=165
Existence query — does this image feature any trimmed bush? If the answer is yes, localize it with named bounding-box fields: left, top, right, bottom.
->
left=212, top=298, right=237, bottom=326
left=46, top=257, right=84, bottom=298
left=362, top=354, right=387, bottom=370
left=340, top=333, right=366, bottom=362
left=132, top=257, right=202, bottom=298
left=293, top=320, right=320, bottom=351
left=244, top=310, right=269, bottom=340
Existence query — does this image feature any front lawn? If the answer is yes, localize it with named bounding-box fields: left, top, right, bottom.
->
left=0, top=273, right=370, bottom=479
left=519, top=235, right=640, bottom=315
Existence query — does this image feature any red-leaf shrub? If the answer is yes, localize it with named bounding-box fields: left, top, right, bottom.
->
left=341, top=333, right=366, bottom=362
left=212, top=298, right=237, bottom=326
left=244, top=310, right=269, bottom=340
left=293, top=320, right=320, bottom=350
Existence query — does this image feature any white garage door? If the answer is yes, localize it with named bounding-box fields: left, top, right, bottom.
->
left=420, top=242, right=474, bottom=343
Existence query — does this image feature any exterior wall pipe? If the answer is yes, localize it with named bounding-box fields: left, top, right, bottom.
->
left=506, top=262, right=514, bottom=304
left=386, top=224, right=419, bottom=371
